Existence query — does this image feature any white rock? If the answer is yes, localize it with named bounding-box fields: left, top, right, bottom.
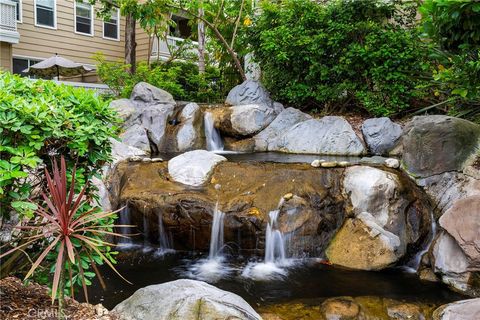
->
left=168, top=150, right=227, bottom=186
left=112, top=279, right=262, bottom=320
left=343, top=166, right=400, bottom=227
left=311, top=159, right=322, bottom=167
left=385, top=158, right=400, bottom=168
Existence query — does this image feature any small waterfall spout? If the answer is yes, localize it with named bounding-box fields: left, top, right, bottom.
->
left=118, top=207, right=132, bottom=245
left=186, top=202, right=231, bottom=282
left=209, top=202, right=225, bottom=259
left=155, top=213, right=174, bottom=256
left=242, top=200, right=291, bottom=280
left=204, top=112, right=224, bottom=151
left=264, top=210, right=287, bottom=264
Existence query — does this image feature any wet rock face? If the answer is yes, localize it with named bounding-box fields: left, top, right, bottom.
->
left=259, top=296, right=438, bottom=320
left=110, top=161, right=431, bottom=261
left=400, top=115, right=480, bottom=178
left=112, top=279, right=262, bottom=320
left=326, top=166, right=433, bottom=270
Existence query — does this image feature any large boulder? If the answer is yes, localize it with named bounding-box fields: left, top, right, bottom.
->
left=431, top=231, right=479, bottom=296
left=176, top=103, right=203, bottom=151
left=416, top=172, right=480, bottom=215
left=130, top=82, right=175, bottom=104
left=120, top=104, right=176, bottom=153
left=110, top=138, right=147, bottom=164
left=433, top=298, right=480, bottom=320
left=361, top=117, right=402, bottom=155
left=226, top=79, right=273, bottom=107
left=230, top=104, right=278, bottom=136
left=254, top=107, right=312, bottom=151
left=400, top=116, right=480, bottom=178
left=168, top=150, right=227, bottom=186
left=269, top=117, right=366, bottom=155
left=326, top=212, right=404, bottom=270
left=112, top=279, right=262, bottom=320
left=110, top=98, right=136, bottom=121
left=439, top=196, right=480, bottom=268
left=343, top=166, right=402, bottom=228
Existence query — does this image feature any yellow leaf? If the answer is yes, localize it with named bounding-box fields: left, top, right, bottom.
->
left=438, top=64, right=445, bottom=72
left=243, top=17, right=252, bottom=26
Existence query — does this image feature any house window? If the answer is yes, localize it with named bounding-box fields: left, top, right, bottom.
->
left=75, top=1, right=93, bottom=35
left=35, top=0, right=56, bottom=28
left=103, top=9, right=119, bottom=40
left=13, top=57, right=42, bottom=77
left=11, top=0, right=21, bottom=22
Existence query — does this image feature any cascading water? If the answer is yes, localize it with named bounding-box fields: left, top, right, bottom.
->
left=142, top=214, right=150, bottom=252
left=242, top=200, right=291, bottom=280
left=264, top=210, right=287, bottom=264
left=186, top=202, right=232, bottom=282
left=403, top=210, right=438, bottom=273
left=204, top=112, right=224, bottom=151
left=118, top=206, right=133, bottom=246
left=155, top=213, right=174, bottom=256
left=208, top=202, right=225, bottom=259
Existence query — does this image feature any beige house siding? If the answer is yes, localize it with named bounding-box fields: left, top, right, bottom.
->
left=13, top=0, right=127, bottom=65
left=1, top=42, right=13, bottom=71
left=135, top=26, right=150, bottom=63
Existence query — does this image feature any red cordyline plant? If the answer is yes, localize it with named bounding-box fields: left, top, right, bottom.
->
left=0, top=156, right=131, bottom=317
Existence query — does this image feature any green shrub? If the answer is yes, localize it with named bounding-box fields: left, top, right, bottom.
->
left=248, top=0, right=430, bottom=117
left=420, top=0, right=480, bottom=52
left=419, top=0, right=480, bottom=123
left=95, top=54, right=228, bottom=103
left=0, top=72, right=119, bottom=218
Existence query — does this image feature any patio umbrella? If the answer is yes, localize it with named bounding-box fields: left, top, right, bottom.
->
left=23, top=54, right=93, bottom=79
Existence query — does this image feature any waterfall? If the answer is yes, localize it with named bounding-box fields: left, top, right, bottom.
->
left=208, top=202, right=225, bottom=259
left=404, top=210, right=438, bottom=272
left=186, top=202, right=231, bottom=282
left=118, top=207, right=132, bottom=245
left=264, top=210, right=287, bottom=264
left=158, top=213, right=172, bottom=249
left=241, top=200, right=290, bottom=280
left=142, top=214, right=150, bottom=251
left=204, top=112, right=224, bottom=151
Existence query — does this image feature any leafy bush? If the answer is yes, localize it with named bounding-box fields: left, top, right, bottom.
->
left=419, top=0, right=480, bottom=123
left=95, top=54, right=228, bottom=103
left=420, top=0, right=480, bottom=52
left=0, top=72, right=119, bottom=218
left=248, top=0, right=430, bottom=116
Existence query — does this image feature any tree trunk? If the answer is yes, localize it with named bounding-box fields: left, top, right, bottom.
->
left=125, top=12, right=137, bottom=74
left=167, top=5, right=246, bottom=80
left=198, top=0, right=206, bottom=74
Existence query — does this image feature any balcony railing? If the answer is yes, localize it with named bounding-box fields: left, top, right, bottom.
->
left=0, top=0, right=20, bottom=44
left=150, top=36, right=198, bottom=61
